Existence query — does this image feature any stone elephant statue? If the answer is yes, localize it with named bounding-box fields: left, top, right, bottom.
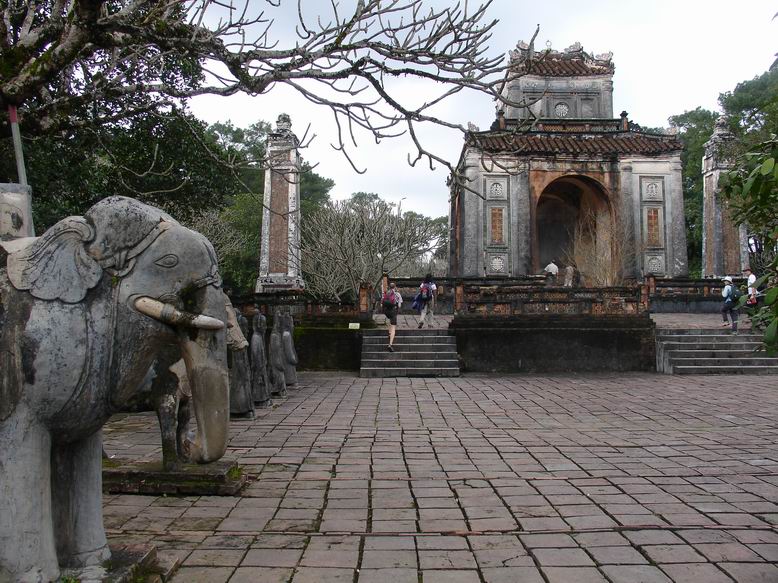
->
left=0, top=196, right=231, bottom=583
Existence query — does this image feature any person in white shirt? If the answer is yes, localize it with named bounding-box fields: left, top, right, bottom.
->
left=720, top=276, right=739, bottom=333
left=744, top=267, right=757, bottom=305
left=544, top=259, right=559, bottom=285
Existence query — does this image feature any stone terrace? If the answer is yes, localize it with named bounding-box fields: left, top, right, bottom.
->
left=104, top=372, right=778, bottom=583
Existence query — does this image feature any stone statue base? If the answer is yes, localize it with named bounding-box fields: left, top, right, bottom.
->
left=59, top=543, right=158, bottom=583
left=102, top=459, right=246, bottom=496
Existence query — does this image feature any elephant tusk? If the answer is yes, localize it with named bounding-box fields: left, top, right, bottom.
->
left=134, top=297, right=225, bottom=330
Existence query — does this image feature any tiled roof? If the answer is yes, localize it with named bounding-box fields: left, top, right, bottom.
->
left=509, top=44, right=615, bottom=77
left=517, top=55, right=614, bottom=77
left=467, top=130, right=682, bottom=156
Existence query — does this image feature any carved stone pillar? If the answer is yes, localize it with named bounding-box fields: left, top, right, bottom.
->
left=256, top=115, right=305, bottom=293
left=702, top=118, right=746, bottom=276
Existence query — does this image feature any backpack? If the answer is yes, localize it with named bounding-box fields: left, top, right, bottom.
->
left=382, top=291, right=397, bottom=309
left=731, top=285, right=743, bottom=301
left=419, top=283, right=431, bottom=302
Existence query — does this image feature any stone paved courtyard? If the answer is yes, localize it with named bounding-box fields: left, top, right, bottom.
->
left=103, top=372, right=778, bottom=582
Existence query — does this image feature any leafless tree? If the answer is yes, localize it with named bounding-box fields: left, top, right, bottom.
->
left=1, top=0, right=530, bottom=192
left=563, top=206, right=638, bottom=287
left=298, top=197, right=442, bottom=301
left=186, top=207, right=248, bottom=263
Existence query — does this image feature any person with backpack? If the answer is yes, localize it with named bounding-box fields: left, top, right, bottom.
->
left=416, top=273, right=437, bottom=329
left=383, top=281, right=402, bottom=351
left=721, top=276, right=741, bottom=333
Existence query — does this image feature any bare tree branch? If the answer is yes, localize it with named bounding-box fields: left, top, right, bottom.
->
left=2, top=0, right=531, bottom=186
left=296, top=197, right=443, bottom=301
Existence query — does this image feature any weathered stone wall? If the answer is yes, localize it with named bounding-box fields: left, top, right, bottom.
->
left=451, top=314, right=656, bottom=372
left=621, top=156, right=688, bottom=278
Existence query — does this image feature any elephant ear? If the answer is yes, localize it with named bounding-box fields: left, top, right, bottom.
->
left=6, top=217, right=102, bottom=303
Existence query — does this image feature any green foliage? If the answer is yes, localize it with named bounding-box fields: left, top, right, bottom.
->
left=720, top=67, right=778, bottom=142
left=300, top=162, right=335, bottom=219
left=721, top=138, right=778, bottom=354
left=721, top=139, right=778, bottom=234
left=219, top=193, right=264, bottom=293
left=669, top=107, right=718, bottom=277
left=207, top=121, right=270, bottom=194
left=349, top=191, right=381, bottom=207
left=0, top=110, right=241, bottom=230
left=226, top=465, right=243, bottom=480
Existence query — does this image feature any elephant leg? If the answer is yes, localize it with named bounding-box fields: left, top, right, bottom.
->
left=51, top=430, right=111, bottom=569
left=155, top=391, right=180, bottom=472
left=176, top=394, right=192, bottom=463
left=0, top=414, right=59, bottom=583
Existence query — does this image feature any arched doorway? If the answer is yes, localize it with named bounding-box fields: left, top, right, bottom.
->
left=535, top=176, right=614, bottom=284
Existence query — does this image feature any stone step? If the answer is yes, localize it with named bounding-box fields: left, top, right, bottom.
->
left=669, top=357, right=778, bottom=367
left=657, top=328, right=757, bottom=336
left=363, top=329, right=451, bottom=337
left=362, top=358, right=460, bottom=368
left=360, top=367, right=461, bottom=378
left=361, top=351, right=459, bottom=361
left=659, top=341, right=763, bottom=351
left=363, top=337, right=456, bottom=346
left=663, top=349, right=769, bottom=359
left=674, top=365, right=778, bottom=375
left=659, top=335, right=761, bottom=341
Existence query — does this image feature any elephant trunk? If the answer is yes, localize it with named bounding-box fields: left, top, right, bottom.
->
left=177, top=288, right=230, bottom=464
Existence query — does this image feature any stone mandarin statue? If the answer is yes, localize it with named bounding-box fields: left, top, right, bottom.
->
left=226, top=297, right=254, bottom=417
left=281, top=312, right=299, bottom=386
left=269, top=310, right=287, bottom=396
left=250, top=311, right=272, bottom=408
left=0, top=196, right=231, bottom=583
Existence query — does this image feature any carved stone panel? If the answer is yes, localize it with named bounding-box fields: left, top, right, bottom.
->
left=644, top=253, right=666, bottom=275
left=487, top=253, right=507, bottom=275
left=640, top=176, right=664, bottom=201
left=486, top=177, right=508, bottom=200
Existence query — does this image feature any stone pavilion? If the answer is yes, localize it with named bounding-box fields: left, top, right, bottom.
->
left=448, top=42, right=689, bottom=279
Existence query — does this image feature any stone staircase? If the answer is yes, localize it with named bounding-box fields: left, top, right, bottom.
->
left=360, top=329, right=461, bottom=378
left=657, top=328, right=778, bottom=374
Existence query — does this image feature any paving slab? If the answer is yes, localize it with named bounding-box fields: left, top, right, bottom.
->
left=103, top=371, right=778, bottom=582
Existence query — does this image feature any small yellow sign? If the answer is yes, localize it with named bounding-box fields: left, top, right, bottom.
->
left=348, top=323, right=360, bottom=330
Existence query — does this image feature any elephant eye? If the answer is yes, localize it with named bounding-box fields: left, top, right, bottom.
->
left=154, top=254, right=179, bottom=268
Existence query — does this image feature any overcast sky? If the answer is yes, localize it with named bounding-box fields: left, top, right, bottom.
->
left=189, top=0, right=777, bottom=218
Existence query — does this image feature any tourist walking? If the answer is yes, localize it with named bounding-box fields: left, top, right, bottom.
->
left=383, top=281, right=402, bottom=351
left=744, top=266, right=758, bottom=306
left=416, top=273, right=437, bottom=329
left=721, top=276, right=739, bottom=333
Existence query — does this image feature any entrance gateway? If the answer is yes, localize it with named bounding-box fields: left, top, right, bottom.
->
left=448, top=41, right=689, bottom=280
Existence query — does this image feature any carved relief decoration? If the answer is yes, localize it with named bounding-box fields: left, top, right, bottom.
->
left=489, top=183, right=504, bottom=198
left=640, top=176, right=664, bottom=201
left=645, top=254, right=665, bottom=274
left=489, top=255, right=506, bottom=273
